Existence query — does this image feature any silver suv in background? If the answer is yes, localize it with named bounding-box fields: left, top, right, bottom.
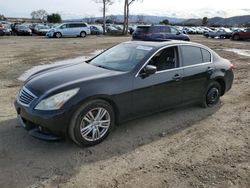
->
left=46, top=22, right=91, bottom=38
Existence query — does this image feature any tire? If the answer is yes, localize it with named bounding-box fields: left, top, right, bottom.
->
left=201, top=81, right=221, bottom=108
left=219, top=35, right=224, bottom=39
left=55, top=32, right=62, bottom=38
left=80, top=31, right=86, bottom=38
left=69, top=99, right=115, bottom=147
left=233, top=35, right=240, bottom=41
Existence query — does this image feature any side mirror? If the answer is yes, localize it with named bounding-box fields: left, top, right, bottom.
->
left=141, top=65, right=157, bottom=78
left=176, top=31, right=181, bottom=35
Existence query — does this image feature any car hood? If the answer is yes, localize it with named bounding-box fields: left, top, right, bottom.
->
left=25, top=62, right=122, bottom=96
left=39, top=29, right=50, bottom=32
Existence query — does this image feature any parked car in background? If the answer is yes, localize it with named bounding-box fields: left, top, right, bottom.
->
left=15, top=40, right=234, bottom=146
left=132, top=25, right=190, bottom=41
left=129, top=25, right=137, bottom=34
left=90, top=25, right=103, bottom=35
left=206, top=28, right=232, bottom=39
left=0, top=24, right=12, bottom=36
left=106, top=25, right=122, bottom=35
left=16, top=25, right=32, bottom=36
left=34, top=25, right=51, bottom=35
left=46, top=22, right=91, bottom=38
left=231, top=28, right=250, bottom=40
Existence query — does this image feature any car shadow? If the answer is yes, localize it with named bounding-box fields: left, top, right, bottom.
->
left=0, top=103, right=221, bottom=188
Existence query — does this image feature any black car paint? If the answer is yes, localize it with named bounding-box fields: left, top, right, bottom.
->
left=15, top=41, right=234, bottom=137
left=132, top=25, right=190, bottom=41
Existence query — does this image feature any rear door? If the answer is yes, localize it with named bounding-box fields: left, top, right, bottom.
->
left=132, top=46, right=183, bottom=116
left=180, top=45, right=214, bottom=103
left=133, top=26, right=150, bottom=40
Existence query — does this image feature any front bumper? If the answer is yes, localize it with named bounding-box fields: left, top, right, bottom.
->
left=14, top=100, right=74, bottom=138
left=46, top=31, right=54, bottom=37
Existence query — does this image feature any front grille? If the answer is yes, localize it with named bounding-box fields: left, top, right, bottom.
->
left=18, top=86, right=37, bottom=106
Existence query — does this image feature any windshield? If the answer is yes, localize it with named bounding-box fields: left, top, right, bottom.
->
left=19, top=26, right=28, bottom=29
left=89, top=43, right=152, bottom=72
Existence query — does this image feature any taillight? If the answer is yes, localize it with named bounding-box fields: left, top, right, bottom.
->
left=143, top=33, right=151, bottom=37
left=230, top=63, right=235, bottom=70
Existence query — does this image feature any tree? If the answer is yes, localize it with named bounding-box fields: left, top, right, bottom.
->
left=94, top=0, right=114, bottom=34
left=31, top=9, right=48, bottom=22
left=202, top=17, right=208, bottom=26
left=122, top=0, right=142, bottom=35
left=108, top=14, right=117, bottom=24
left=47, top=13, right=62, bottom=23
left=160, top=19, right=169, bottom=25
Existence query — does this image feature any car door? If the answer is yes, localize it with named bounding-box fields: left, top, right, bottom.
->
left=169, top=27, right=183, bottom=40
left=132, top=46, right=183, bottom=116
left=242, top=29, right=250, bottom=39
left=59, top=24, right=71, bottom=36
left=180, top=45, right=214, bottom=103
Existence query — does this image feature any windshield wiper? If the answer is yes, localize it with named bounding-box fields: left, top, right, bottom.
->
left=94, top=65, right=119, bottom=71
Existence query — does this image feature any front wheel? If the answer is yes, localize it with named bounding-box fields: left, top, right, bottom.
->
left=202, top=81, right=221, bottom=108
left=233, top=35, right=240, bottom=41
left=69, top=100, right=115, bottom=146
left=55, top=32, right=62, bottom=38
left=80, top=31, right=86, bottom=38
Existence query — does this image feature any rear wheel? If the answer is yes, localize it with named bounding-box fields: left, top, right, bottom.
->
left=202, top=81, right=221, bottom=108
left=69, top=99, right=115, bottom=146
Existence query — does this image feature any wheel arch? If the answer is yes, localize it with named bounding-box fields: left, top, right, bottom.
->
left=75, top=95, right=120, bottom=124
left=214, top=77, right=226, bottom=96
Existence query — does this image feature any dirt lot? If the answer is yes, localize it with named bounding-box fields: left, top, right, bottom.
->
left=0, top=35, right=249, bottom=188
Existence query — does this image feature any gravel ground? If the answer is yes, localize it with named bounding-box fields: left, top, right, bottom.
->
left=0, top=35, right=249, bottom=188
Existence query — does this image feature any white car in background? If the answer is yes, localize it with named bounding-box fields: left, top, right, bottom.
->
left=46, top=22, right=91, bottom=38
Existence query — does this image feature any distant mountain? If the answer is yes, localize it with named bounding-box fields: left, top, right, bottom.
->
left=65, top=14, right=250, bottom=26
left=112, top=15, right=186, bottom=24
left=182, top=15, right=250, bottom=26
left=65, top=14, right=186, bottom=24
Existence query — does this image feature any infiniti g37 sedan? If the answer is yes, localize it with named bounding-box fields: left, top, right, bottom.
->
left=15, top=41, right=234, bottom=146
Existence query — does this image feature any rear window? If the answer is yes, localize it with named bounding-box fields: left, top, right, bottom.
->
left=136, top=26, right=150, bottom=33
left=150, top=26, right=170, bottom=33
left=180, top=46, right=203, bottom=66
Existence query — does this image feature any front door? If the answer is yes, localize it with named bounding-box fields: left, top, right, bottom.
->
left=132, top=46, right=183, bottom=116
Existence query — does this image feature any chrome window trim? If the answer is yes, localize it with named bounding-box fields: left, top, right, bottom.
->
left=135, top=43, right=213, bottom=77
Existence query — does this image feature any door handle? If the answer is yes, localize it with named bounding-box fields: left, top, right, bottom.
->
left=172, top=74, right=181, bottom=81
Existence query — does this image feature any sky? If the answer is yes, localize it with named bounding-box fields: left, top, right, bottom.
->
left=1, top=0, right=250, bottom=19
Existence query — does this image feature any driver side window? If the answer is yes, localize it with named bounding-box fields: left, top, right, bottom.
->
left=148, top=46, right=178, bottom=72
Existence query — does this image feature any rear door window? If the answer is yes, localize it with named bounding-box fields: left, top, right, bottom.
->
left=180, top=46, right=203, bottom=66
left=170, top=27, right=178, bottom=34
left=201, top=48, right=211, bottom=62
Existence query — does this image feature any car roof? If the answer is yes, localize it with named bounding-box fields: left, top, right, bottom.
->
left=123, top=40, right=207, bottom=49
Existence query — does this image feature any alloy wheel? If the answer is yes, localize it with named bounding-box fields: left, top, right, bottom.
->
left=80, top=107, right=110, bottom=142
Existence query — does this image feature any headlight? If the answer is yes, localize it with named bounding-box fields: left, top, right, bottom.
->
left=35, top=88, right=79, bottom=110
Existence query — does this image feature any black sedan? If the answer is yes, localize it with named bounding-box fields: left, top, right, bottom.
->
left=16, top=25, right=32, bottom=36
left=15, top=41, right=234, bottom=146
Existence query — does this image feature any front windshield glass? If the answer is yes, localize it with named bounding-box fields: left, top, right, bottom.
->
left=89, top=43, right=153, bottom=72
